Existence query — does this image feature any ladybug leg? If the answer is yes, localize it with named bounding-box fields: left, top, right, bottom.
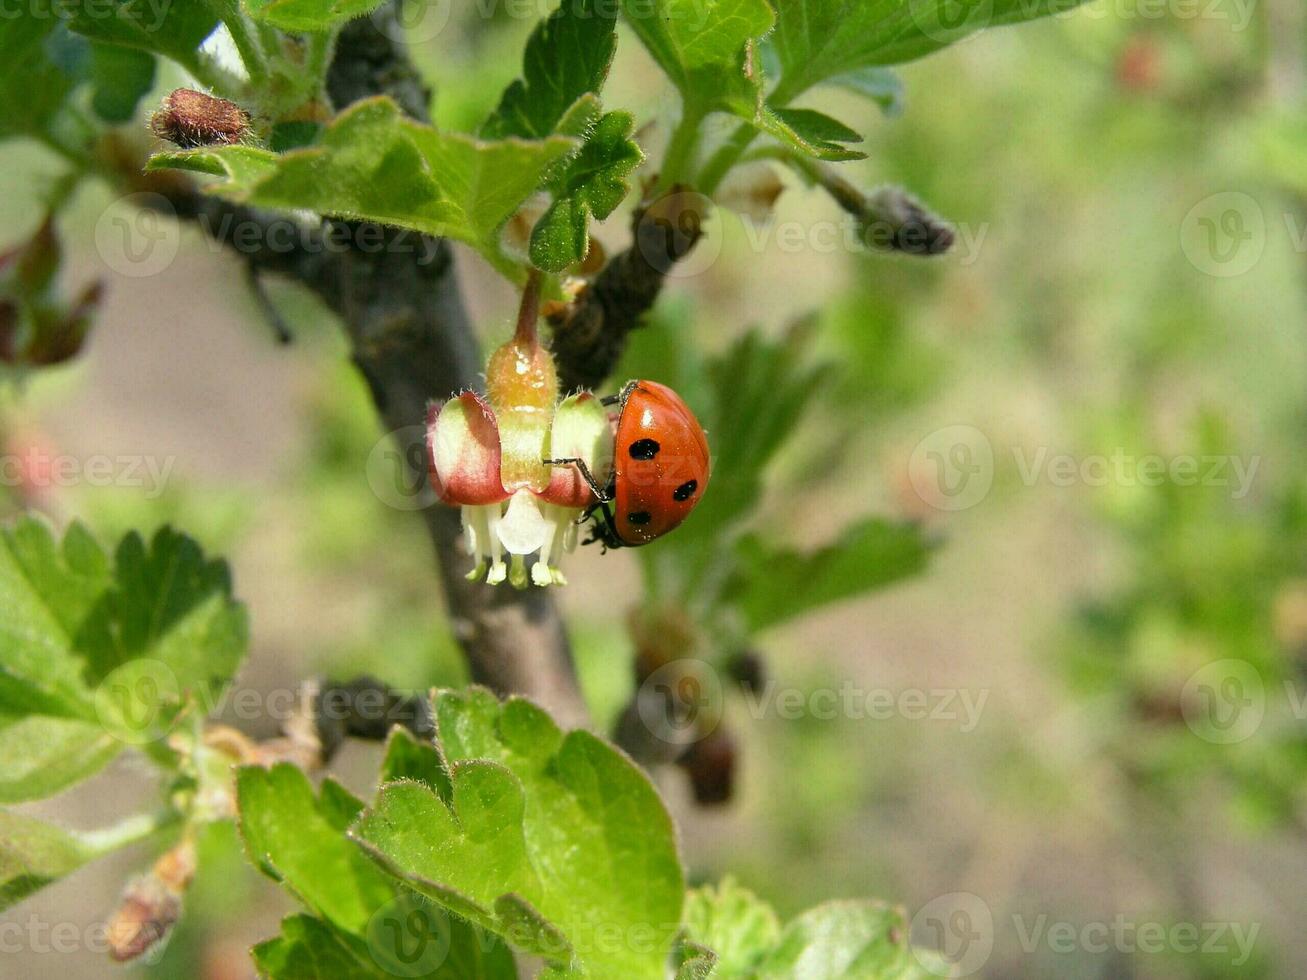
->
left=597, top=501, right=625, bottom=549
left=542, top=456, right=613, bottom=501
left=599, top=394, right=620, bottom=407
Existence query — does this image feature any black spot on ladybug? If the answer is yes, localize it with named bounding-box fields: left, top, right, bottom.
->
left=627, top=511, right=652, bottom=525
left=673, top=479, right=698, bottom=502
left=628, top=438, right=660, bottom=460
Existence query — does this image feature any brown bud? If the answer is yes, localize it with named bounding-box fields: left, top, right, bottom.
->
left=725, top=650, right=766, bottom=695
left=677, top=725, right=738, bottom=806
left=0, top=301, right=16, bottom=364
left=151, top=89, right=250, bottom=148
left=858, top=186, right=955, bottom=256
left=106, top=876, right=181, bottom=963
left=105, top=837, right=195, bottom=963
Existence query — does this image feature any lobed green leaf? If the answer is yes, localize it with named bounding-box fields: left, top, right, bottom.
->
left=685, top=880, right=949, bottom=978
left=483, top=0, right=619, bottom=140
left=0, top=516, right=247, bottom=799
left=148, top=97, right=576, bottom=274
left=353, top=688, right=686, bottom=979
left=531, top=110, right=644, bottom=272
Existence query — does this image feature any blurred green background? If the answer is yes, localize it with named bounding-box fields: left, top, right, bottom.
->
left=3, top=1, right=1307, bottom=977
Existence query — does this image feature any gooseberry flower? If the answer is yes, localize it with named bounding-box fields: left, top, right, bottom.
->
left=426, top=276, right=612, bottom=588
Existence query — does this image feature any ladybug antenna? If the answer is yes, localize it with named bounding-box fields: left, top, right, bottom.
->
left=514, top=269, right=543, bottom=348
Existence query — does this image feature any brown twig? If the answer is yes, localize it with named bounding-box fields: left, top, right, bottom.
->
left=130, top=4, right=589, bottom=727
left=547, top=188, right=706, bottom=392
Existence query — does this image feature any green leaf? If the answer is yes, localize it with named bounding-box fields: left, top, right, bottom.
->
left=0, top=715, right=120, bottom=804
left=242, top=0, right=386, bottom=32
left=81, top=525, right=248, bottom=697
left=692, top=326, right=831, bottom=546
left=0, top=517, right=245, bottom=781
left=148, top=97, right=576, bottom=274
left=88, top=43, right=156, bottom=124
left=483, top=0, right=619, bottom=140
left=675, top=939, right=719, bottom=979
left=353, top=689, right=685, bottom=979
left=621, top=0, right=774, bottom=109
left=0, top=810, right=95, bottom=911
left=61, top=0, right=219, bottom=70
left=683, top=877, right=781, bottom=978
left=686, top=883, right=945, bottom=979
left=620, top=0, right=868, bottom=161
left=237, top=763, right=395, bottom=935
left=754, top=901, right=936, bottom=979
left=828, top=66, right=905, bottom=116
left=758, top=106, right=865, bottom=162
left=253, top=915, right=383, bottom=980
left=0, top=517, right=108, bottom=720
left=723, top=519, right=933, bottom=632
left=0, top=15, right=76, bottom=140
left=530, top=111, right=644, bottom=272
left=768, top=0, right=1091, bottom=102
left=378, top=727, right=452, bottom=800
left=253, top=908, right=519, bottom=980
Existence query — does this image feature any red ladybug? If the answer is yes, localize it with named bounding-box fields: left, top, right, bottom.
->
left=547, top=380, right=710, bottom=548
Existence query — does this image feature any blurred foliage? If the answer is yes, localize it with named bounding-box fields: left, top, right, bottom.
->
left=0, top=0, right=1304, bottom=976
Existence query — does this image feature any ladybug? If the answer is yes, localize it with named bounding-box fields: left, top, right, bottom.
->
left=546, top=380, right=709, bottom=548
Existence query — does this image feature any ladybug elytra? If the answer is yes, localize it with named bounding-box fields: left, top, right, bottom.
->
left=545, top=379, right=709, bottom=548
